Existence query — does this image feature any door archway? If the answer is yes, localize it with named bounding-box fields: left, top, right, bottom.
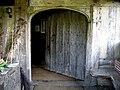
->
left=31, top=9, right=88, bottom=80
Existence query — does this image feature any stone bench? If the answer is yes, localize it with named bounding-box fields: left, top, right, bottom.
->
left=91, top=68, right=120, bottom=90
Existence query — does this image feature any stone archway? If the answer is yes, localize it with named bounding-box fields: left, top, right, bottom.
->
left=30, top=9, right=88, bottom=80
left=27, top=7, right=91, bottom=81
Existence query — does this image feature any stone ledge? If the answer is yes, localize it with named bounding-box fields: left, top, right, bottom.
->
left=0, top=63, right=19, bottom=77
left=0, top=63, right=21, bottom=90
left=90, top=68, right=120, bottom=90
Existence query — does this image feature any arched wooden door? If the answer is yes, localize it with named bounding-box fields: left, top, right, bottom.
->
left=45, top=10, right=87, bottom=80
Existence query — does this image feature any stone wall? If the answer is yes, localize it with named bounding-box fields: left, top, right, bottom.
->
left=0, top=6, right=14, bottom=59
left=12, top=18, right=27, bottom=72
left=92, top=3, right=120, bottom=69
left=0, top=65, right=21, bottom=90
left=0, top=8, right=3, bottom=59
left=0, top=0, right=28, bottom=82
left=29, top=0, right=93, bottom=6
left=3, top=0, right=29, bottom=77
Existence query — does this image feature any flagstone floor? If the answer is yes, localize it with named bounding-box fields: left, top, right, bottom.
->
left=31, top=67, right=84, bottom=90
left=31, top=67, right=115, bottom=90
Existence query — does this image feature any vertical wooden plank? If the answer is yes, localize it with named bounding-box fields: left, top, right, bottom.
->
left=45, top=16, right=51, bottom=70
left=69, top=11, right=77, bottom=77
left=74, top=12, right=80, bottom=79
left=50, top=14, right=57, bottom=71
left=76, top=14, right=87, bottom=80
left=63, top=11, right=70, bottom=76
left=55, top=12, right=64, bottom=73
left=59, top=11, right=64, bottom=74
left=55, top=12, right=60, bottom=73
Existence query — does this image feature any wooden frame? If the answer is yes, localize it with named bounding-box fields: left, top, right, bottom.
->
left=41, top=19, right=46, bottom=33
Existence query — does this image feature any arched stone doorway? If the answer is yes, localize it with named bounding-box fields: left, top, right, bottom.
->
left=31, top=9, right=88, bottom=80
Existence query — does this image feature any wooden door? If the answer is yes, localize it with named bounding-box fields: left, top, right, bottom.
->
left=45, top=10, right=87, bottom=80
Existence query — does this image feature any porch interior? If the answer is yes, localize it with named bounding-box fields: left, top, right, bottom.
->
left=32, top=65, right=76, bottom=81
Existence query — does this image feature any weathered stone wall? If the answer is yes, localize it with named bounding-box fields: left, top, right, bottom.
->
left=0, top=11, right=27, bottom=88
left=12, top=18, right=27, bottom=68
left=0, top=6, right=15, bottom=60
left=0, top=65, right=21, bottom=90
left=6, top=0, right=29, bottom=77
left=30, top=0, right=94, bottom=6
left=92, top=3, right=120, bottom=69
left=4, top=6, right=14, bottom=57
left=0, top=7, right=3, bottom=59
left=0, top=0, right=28, bottom=82
left=0, top=6, right=22, bottom=90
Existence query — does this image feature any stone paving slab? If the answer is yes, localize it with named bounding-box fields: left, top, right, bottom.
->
left=32, top=80, right=85, bottom=86
left=34, top=85, right=84, bottom=90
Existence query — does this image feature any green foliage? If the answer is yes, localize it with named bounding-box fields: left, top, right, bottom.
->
left=0, top=60, right=8, bottom=68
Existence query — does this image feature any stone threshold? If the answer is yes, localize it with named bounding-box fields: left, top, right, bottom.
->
left=32, top=80, right=85, bottom=87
